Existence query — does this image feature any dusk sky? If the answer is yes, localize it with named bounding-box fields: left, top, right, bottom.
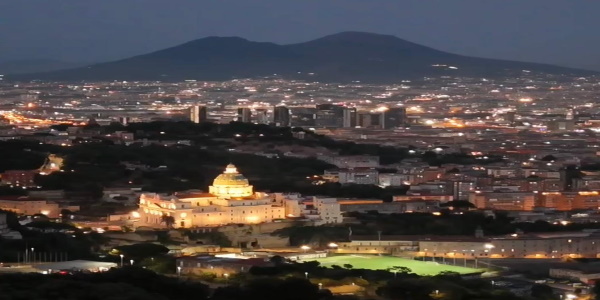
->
left=1, top=0, right=598, bottom=70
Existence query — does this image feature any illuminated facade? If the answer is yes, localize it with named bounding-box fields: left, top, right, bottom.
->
left=0, top=196, right=62, bottom=218
left=337, top=232, right=600, bottom=259
left=137, top=164, right=286, bottom=228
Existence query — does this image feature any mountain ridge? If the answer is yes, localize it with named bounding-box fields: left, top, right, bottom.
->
left=8, top=31, right=597, bottom=82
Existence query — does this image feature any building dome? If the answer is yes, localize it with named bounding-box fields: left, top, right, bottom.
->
left=209, top=164, right=253, bottom=198
left=212, top=164, right=250, bottom=186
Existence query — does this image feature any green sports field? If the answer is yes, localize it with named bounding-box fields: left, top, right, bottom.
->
left=309, top=255, right=480, bottom=276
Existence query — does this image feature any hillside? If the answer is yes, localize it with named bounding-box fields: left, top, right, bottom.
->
left=10, top=32, right=596, bottom=82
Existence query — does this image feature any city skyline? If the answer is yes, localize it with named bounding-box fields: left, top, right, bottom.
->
left=1, top=0, right=599, bottom=71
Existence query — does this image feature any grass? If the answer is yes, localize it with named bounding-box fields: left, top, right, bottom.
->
left=309, top=255, right=480, bottom=276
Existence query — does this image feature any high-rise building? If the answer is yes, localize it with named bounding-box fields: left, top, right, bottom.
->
left=273, top=106, right=290, bottom=127
left=315, top=104, right=340, bottom=127
left=255, top=109, right=269, bottom=124
left=189, top=105, right=207, bottom=123
left=382, top=107, right=406, bottom=129
left=505, top=111, right=516, bottom=125
left=118, top=116, right=130, bottom=126
left=237, top=108, right=252, bottom=123
left=342, top=107, right=357, bottom=128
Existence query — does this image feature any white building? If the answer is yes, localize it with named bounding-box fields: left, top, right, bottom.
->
left=284, top=194, right=343, bottom=225
left=138, top=164, right=285, bottom=228
left=325, top=168, right=379, bottom=185
left=318, top=155, right=380, bottom=168
left=378, top=173, right=412, bottom=187
left=137, top=164, right=343, bottom=228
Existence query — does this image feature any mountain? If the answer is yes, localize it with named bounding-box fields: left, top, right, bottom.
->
left=0, top=59, right=88, bottom=74
left=9, top=32, right=597, bottom=82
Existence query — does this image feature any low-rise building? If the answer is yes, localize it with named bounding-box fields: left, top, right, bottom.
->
left=137, top=164, right=342, bottom=228
left=0, top=196, right=62, bottom=218
left=1, top=170, right=37, bottom=187
left=325, top=168, right=379, bottom=185
left=318, top=155, right=380, bottom=168
left=177, top=255, right=270, bottom=276
left=283, top=195, right=343, bottom=225
left=469, top=191, right=536, bottom=211
left=337, top=231, right=600, bottom=259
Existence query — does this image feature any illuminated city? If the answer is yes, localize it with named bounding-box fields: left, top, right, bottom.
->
left=1, top=1, right=600, bottom=300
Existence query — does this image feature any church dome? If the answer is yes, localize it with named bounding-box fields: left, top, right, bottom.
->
left=212, top=164, right=250, bottom=187
left=209, top=164, right=254, bottom=198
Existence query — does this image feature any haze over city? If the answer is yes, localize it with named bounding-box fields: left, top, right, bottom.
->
left=1, top=0, right=599, bottom=71
left=2, top=1, right=600, bottom=300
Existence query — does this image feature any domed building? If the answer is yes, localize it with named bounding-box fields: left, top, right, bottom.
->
left=137, top=164, right=286, bottom=228
left=209, top=164, right=253, bottom=198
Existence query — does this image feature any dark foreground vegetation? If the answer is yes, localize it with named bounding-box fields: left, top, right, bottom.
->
left=0, top=264, right=556, bottom=300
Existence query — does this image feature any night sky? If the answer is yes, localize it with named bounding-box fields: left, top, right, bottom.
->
left=1, top=0, right=598, bottom=70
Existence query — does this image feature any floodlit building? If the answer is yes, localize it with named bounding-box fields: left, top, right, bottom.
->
left=0, top=196, right=62, bottom=218
left=189, top=105, right=207, bottom=123
left=138, top=164, right=286, bottom=228
left=137, top=164, right=342, bottom=228
left=337, top=231, right=600, bottom=258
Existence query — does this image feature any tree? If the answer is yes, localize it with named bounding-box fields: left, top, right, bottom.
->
left=387, top=266, right=413, bottom=275
left=269, top=255, right=286, bottom=266
left=161, top=215, right=175, bottom=228
left=60, top=209, right=73, bottom=222
left=531, top=284, right=555, bottom=299
left=593, top=281, right=600, bottom=300
left=343, top=264, right=353, bottom=269
left=541, top=155, right=557, bottom=162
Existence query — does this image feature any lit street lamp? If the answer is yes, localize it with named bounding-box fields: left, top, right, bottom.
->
left=177, top=266, right=182, bottom=277
left=120, top=254, right=124, bottom=267
left=304, top=272, right=308, bottom=279
left=224, top=273, right=229, bottom=281
left=130, top=259, right=134, bottom=266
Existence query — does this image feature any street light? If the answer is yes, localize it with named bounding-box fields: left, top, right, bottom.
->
left=31, top=248, right=35, bottom=264
left=119, top=254, right=124, bottom=267
left=130, top=259, right=134, bottom=266
left=318, top=283, right=323, bottom=290
left=177, top=266, right=182, bottom=277
left=304, top=272, right=308, bottom=279
left=224, top=273, right=229, bottom=281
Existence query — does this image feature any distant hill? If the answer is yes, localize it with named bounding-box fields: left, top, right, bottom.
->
left=0, top=59, right=88, bottom=74
left=9, top=32, right=597, bottom=82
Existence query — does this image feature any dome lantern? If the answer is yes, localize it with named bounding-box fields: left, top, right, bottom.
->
left=209, top=164, right=253, bottom=198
